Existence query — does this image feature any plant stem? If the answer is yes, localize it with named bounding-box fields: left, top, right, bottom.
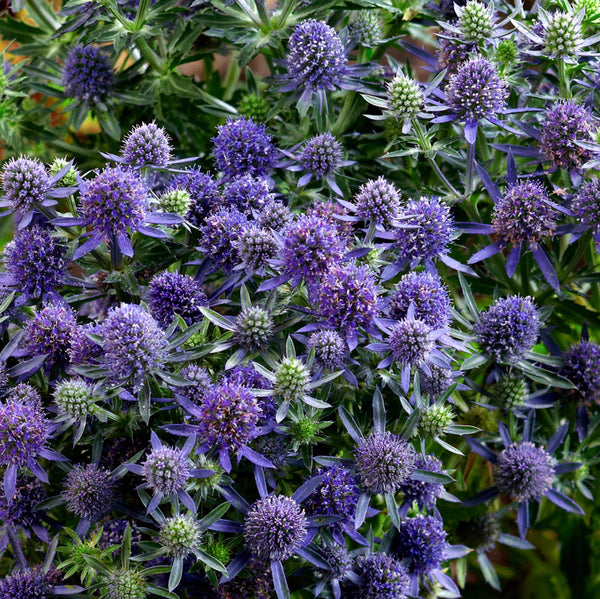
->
left=465, top=141, right=476, bottom=198
left=7, top=528, right=27, bottom=569
left=557, top=60, right=571, bottom=99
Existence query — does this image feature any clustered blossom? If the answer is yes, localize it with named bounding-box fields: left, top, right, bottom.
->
left=494, top=442, right=555, bottom=501
left=0, top=568, right=48, bottom=598
left=198, top=208, right=248, bottom=270
left=243, top=495, right=308, bottom=560
left=122, top=122, right=172, bottom=167
left=389, top=319, right=435, bottom=366
left=212, top=117, right=277, bottom=178
left=492, top=181, right=557, bottom=247
left=62, top=464, right=113, bottom=521
left=445, top=57, right=508, bottom=122
left=143, top=445, right=191, bottom=495
left=571, top=178, right=600, bottom=238
left=1, top=157, right=50, bottom=214
left=63, top=45, right=114, bottom=103
left=355, top=177, right=401, bottom=226
left=396, top=514, right=448, bottom=575
left=234, top=306, right=274, bottom=351
left=356, top=553, right=409, bottom=598
left=399, top=454, right=444, bottom=510
left=235, top=226, right=278, bottom=272
left=474, top=296, right=540, bottom=364
left=3, top=226, right=67, bottom=297
left=540, top=102, right=597, bottom=169
left=101, top=304, right=167, bottom=390
left=305, top=464, right=359, bottom=522
left=354, top=432, right=416, bottom=493
left=308, top=330, right=347, bottom=370
left=168, top=168, right=220, bottom=226
left=300, top=132, right=343, bottom=180
left=561, top=340, right=600, bottom=402
left=147, top=271, right=207, bottom=327
left=282, top=19, right=348, bottom=92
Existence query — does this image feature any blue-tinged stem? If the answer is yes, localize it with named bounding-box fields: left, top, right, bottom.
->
left=557, top=60, right=571, bottom=99
left=465, top=142, right=476, bottom=198
left=7, top=528, right=27, bottom=569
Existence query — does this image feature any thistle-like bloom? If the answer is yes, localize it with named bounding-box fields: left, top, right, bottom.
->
left=275, top=357, right=310, bottom=402
left=177, top=363, right=212, bottom=405
left=278, top=215, right=345, bottom=290
left=235, top=226, right=279, bottom=272
left=571, top=178, right=600, bottom=249
left=562, top=340, right=600, bottom=403
left=212, top=117, right=277, bottom=178
left=389, top=196, right=460, bottom=274
left=308, top=330, right=347, bottom=370
left=386, top=74, right=424, bottom=121
left=457, top=0, right=493, bottom=42
left=122, top=122, right=172, bottom=167
left=353, top=176, right=401, bottom=227
left=158, top=189, right=191, bottom=217
left=442, top=57, right=508, bottom=143
left=396, top=514, right=447, bottom=575
left=244, top=495, right=308, bottom=561
left=147, top=271, right=207, bottom=327
left=316, top=262, right=379, bottom=348
left=355, top=553, right=410, bottom=599
left=168, top=167, right=220, bottom=226
left=0, top=568, right=48, bottom=598
left=159, top=513, right=202, bottom=558
left=63, top=166, right=178, bottom=259
left=2, top=225, right=67, bottom=299
left=106, top=569, right=147, bottom=599
left=21, top=303, right=78, bottom=371
left=398, top=454, right=445, bottom=516
left=278, top=19, right=361, bottom=106
left=474, top=296, right=540, bottom=364
left=234, top=306, right=274, bottom=351
left=465, top=418, right=584, bottom=538
left=488, top=374, right=529, bottom=410
left=1, top=157, right=50, bottom=218
left=495, top=442, right=555, bottom=502
left=419, top=364, right=456, bottom=397
left=223, top=175, right=272, bottom=213
left=198, top=208, right=248, bottom=271
left=256, top=200, right=293, bottom=231
left=304, top=465, right=360, bottom=542
left=540, top=102, right=597, bottom=170
left=62, top=464, right=113, bottom=521
left=196, top=381, right=261, bottom=459
left=437, top=32, right=477, bottom=74
left=350, top=10, right=383, bottom=46
left=54, top=379, right=98, bottom=421
left=389, top=271, right=452, bottom=329
left=354, top=432, right=416, bottom=494
left=101, top=304, right=168, bottom=391
left=542, top=11, right=582, bottom=58
left=63, top=45, right=114, bottom=103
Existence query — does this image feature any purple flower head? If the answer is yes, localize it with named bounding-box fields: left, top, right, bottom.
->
left=389, top=271, right=452, bottom=329
left=561, top=340, right=600, bottom=402
left=1, top=157, right=50, bottom=214
left=0, top=475, right=45, bottom=530
left=196, top=380, right=261, bottom=451
left=419, top=364, right=455, bottom=397
left=256, top=199, right=293, bottom=231
left=396, top=514, right=448, bottom=575
left=495, top=442, right=555, bottom=501
left=212, top=117, right=277, bottom=178
left=223, top=175, right=272, bottom=212
left=572, top=178, right=600, bottom=240
left=178, top=363, right=212, bottom=405
left=304, top=464, right=359, bottom=522
left=69, top=323, right=102, bottom=366
left=540, top=102, right=597, bottom=170
left=398, top=454, right=444, bottom=510
left=3, top=226, right=67, bottom=297
left=168, top=168, right=220, bottom=226
left=354, top=432, right=416, bottom=494
left=252, top=433, right=289, bottom=468
left=0, top=399, right=48, bottom=470
left=281, top=215, right=345, bottom=286
left=80, top=166, right=147, bottom=240
left=445, top=56, right=508, bottom=122
left=355, top=177, right=401, bottom=226
left=63, top=45, right=114, bottom=103
left=147, top=271, right=207, bottom=327
left=307, top=199, right=354, bottom=239
left=474, top=295, right=540, bottom=364
left=308, top=330, right=347, bottom=370
left=492, top=181, right=557, bottom=248
left=98, top=519, right=142, bottom=551
left=300, top=132, right=343, bottom=180
left=235, top=226, right=279, bottom=272
left=317, top=262, right=379, bottom=336
left=0, top=568, right=48, bottom=598
left=394, top=196, right=455, bottom=264
left=356, top=553, right=409, bottom=599
left=224, top=365, right=275, bottom=425
left=8, top=383, right=41, bottom=406
left=322, top=544, right=353, bottom=579
left=62, top=464, right=113, bottom=521
left=198, top=208, right=248, bottom=270
left=389, top=318, right=435, bottom=367
left=102, top=304, right=167, bottom=391
left=22, top=303, right=78, bottom=370
left=437, top=31, right=477, bottom=74
left=234, top=306, right=274, bottom=351
left=122, top=122, right=172, bottom=167
left=244, top=495, right=308, bottom=560
left=283, top=19, right=347, bottom=92
left=142, top=445, right=191, bottom=495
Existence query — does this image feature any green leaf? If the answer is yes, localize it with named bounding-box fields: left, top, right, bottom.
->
left=198, top=502, right=231, bottom=531
left=199, top=307, right=236, bottom=331
left=195, top=549, right=228, bottom=574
